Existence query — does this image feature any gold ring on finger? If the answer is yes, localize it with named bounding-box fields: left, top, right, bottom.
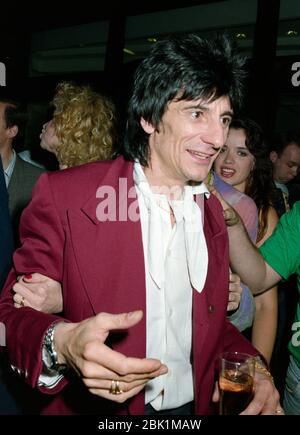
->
left=110, top=380, right=123, bottom=395
left=275, top=409, right=284, bottom=415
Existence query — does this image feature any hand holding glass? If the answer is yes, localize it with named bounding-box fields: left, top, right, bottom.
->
left=219, top=352, right=255, bottom=415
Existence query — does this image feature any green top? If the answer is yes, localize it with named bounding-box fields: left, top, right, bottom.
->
left=259, top=201, right=300, bottom=368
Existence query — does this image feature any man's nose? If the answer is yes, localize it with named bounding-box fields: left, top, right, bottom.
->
left=291, top=167, right=298, bottom=178
left=203, top=120, right=226, bottom=151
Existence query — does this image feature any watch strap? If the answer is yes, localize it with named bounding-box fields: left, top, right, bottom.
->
left=43, top=323, right=68, bottom=374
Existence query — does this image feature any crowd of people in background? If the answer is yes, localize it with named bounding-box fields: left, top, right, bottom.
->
left=214, top=117, right=278, bottom=364
left=0, top=31, right=300, bottom=416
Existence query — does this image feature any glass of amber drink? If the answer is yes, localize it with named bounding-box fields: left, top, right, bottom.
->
left=219, top=352, right=255, bottom=415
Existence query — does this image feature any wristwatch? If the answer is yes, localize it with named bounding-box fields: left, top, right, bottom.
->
left=43, top=323, right=68, bottom=374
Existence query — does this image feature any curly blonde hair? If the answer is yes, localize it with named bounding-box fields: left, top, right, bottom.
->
left=52, top=82, right=116, bottom=168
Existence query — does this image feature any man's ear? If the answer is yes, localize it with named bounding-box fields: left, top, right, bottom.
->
left=6, top=125, right=18, bottom=139
left=269, top=150, right=278, bottom=163
left=140, top=117, right=155, bottom=134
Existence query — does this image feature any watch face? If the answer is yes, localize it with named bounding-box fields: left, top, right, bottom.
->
left=42, top=346, right=54, bottom=370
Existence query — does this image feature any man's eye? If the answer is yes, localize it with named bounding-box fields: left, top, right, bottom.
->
left=191, top=111, right=202, bottom=119
left=221, top=117, right=231, bottom=126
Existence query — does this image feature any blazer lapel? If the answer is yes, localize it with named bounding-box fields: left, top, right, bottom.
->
left=68, top=160, right=147, bottom=355
left=193, top=195, right=228, bottom=357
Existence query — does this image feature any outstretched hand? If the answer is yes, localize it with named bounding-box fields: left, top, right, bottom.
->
left=54, top=310, right=168, bottom=403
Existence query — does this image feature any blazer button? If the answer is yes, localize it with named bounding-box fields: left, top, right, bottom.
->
left=208, top=304, right=215, bottom=313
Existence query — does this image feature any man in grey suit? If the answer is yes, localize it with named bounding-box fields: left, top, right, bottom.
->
left=0, top=158, right=20, bottom=413
left=0, top=100, right=44, bottom=414
left=0, top=98, right=45, bottom=245
left=0, top=158, right=13, bottom=290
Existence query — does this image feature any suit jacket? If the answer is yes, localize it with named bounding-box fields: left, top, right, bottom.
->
left=0, top=157, right=258, bottom=415
left=288, top=181, right=300, bottom=207
left=273, top=180, right=300, bottom=218
left=7, top=154, right=44, bottom=246
left=0, top=161, right=22, bottom=414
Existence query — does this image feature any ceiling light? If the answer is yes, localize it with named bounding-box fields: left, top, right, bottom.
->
left=235, top=33, right=247, bottom=39
left=123, top=48, right=135, bottom=55
left=286, top=30, right=298, bottom=37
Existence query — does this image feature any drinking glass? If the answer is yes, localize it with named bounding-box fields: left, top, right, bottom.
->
left=219, top=352, right=255, bottom=415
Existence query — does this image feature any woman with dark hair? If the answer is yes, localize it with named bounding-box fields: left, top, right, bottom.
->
left=214, top=117, right=278, bottom=363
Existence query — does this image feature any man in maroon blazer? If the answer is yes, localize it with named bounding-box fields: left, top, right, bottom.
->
left=0, top=33, right=281, bottom=415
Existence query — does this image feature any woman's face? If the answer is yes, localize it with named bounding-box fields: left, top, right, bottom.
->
left=214, top=128, right=255, bottom=192
left=40, top=119, right=59, bottom=154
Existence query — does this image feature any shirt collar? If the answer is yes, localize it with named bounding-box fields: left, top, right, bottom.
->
left=275, top=181, right=289, bottom=195
left=133, top=161, right=210, bottom=199
left=4, top=149, right=16, bottom=187
left=134, top=161, right=208, bottom=294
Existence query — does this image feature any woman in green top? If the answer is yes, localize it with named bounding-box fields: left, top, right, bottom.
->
left=258, top=202, right=300, bottom=414
left=215, top=194, right=300, bottom=414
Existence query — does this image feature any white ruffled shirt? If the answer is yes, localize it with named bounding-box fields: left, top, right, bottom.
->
left=134, top=162, right=209, bottom=410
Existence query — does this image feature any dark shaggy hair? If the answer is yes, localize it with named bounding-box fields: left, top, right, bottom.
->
left=269, top=131, right=300, bottom=156
left=0, top=98, right=26, bottom=132
left=230, top=118, right=277, bottom=242
left=124, top=32, right=246, bottom=166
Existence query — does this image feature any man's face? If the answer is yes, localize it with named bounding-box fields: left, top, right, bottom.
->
left=271, top=143, right=300, bottom=184
left=0, top=103, right=11, bottom=149
left=143, top=95, right=233, bottom=188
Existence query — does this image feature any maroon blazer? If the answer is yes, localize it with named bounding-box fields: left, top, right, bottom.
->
left=0, top=157, right=258, bottom=415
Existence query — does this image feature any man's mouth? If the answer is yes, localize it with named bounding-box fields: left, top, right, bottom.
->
left=187, top=149, right=213, bottom=160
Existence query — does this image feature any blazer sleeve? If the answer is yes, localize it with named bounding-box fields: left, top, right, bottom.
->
left=12, top=172, right=65, bottom=281
left=223, top=318, right=260, bottom=355
left=0, top=173, right=69, bottom=394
